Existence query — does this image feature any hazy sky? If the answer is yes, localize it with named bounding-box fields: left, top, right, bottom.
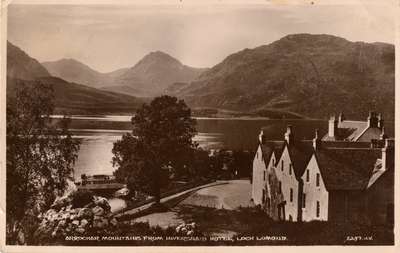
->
left=8, top=3, right=395, bottom=72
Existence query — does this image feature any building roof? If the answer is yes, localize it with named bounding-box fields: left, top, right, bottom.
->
left=260, top=141, right=285, bottom=164
left=321, top=120, right=384, bottom=142
left=339, top=120, right=369, bottom=141
left=315, top=147, right=382, bottom=191
left=357, top=127, right=384, bottom=142
left=319, top=141, right=372, bottom=149
left=286, top=141, right=315, bottom=179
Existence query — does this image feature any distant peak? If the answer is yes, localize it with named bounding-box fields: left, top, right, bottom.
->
left=278, top=33, right=349, bottom=43
left=145, top=51, right=178, bottom=60
left=59, top=58, right=83, bottom=64
left=136, top=50, right=182, bottom=67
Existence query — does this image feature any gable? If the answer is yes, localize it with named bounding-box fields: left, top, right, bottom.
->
left=303, top=154, right=328, bottom=191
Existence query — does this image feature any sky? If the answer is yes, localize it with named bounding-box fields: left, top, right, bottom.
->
left=7, top=2, right=396, bottom=73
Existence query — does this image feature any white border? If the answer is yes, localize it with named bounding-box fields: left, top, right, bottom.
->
left=0, top=0, right=399, bottom=252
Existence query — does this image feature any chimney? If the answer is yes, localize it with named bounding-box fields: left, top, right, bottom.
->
left=338, top=112, right=345, bottom=127
left=367, top=111, right=378, bottom=128
left=328, top=115, right=338, bottom=139
left=284, top=125, right=293, bottom=144
left=380, top=126, right=387, bottom=140
left=313, top=129, right=321, bottom=150
left=381, top=139, right=394, bottom=170
left=258, top=130, right=266, bottom=144
left=370, top=139, right=378, bottom=149
left=377, top=113, right=384, bottom=129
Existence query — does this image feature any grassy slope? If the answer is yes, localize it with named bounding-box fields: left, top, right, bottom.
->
left=180, top=34, right=395, bottom=120
left=7, top=76, right=147, bottom=115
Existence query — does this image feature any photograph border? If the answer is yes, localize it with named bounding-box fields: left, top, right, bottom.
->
left=0, top=0, right=399, bottom=252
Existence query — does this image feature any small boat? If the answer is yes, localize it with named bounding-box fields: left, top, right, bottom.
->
left=114, top=187, right=130, bottom=198
left=77, top=174, right=126, bottom=194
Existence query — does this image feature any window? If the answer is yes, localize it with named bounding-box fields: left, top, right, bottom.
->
left=266, top=197, right=271, bottom=209
left=306, top=170, right=310, bottom=182
left=302, top=193, right=306, bottom=208
left=268, top=174, right=272, bottom=184
left=316, top=201, right=320, bottom=217
left=272, top=159, right=275, bottom=165
left=290, top=188, right=293, bottom=202
left=262, top=189, right=266, bottom=204
left=263, top=171, right=266, bottom=181
left=316, top=173, right=320, bottom=187
left=279, top=181, right=282, bottom=194
left=281, top=160, right=284, bottom=171
left=289, top=164, right=292, bottom=175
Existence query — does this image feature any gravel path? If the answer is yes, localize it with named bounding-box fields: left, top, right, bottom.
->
left=178, top=179, right=252, bottom=209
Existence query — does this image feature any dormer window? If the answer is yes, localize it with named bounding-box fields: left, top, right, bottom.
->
left=290, top=188, right=293, bottom=202
left=262, top=189, right=266, bottom=204
left=278, top=181, right=282, bottom=194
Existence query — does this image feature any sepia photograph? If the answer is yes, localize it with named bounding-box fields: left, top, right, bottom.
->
left=1, top=0, right=397, bottom=248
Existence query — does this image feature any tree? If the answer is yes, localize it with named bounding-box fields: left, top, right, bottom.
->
left=112, top=96, right=197, bottom=204
left=6, top=80, right=80, bottom=244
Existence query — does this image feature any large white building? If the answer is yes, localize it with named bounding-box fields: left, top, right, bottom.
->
left=251, top=114, right=394, bottom=224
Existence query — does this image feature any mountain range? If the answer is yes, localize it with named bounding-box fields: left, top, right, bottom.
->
left=7, top=34, right=395, bottom=119
left=42, top=51, right=207, bottom=97
left=177, top=34, right=395, bottom=120
left=7, top=42, right=144, bottom=114
left=7, top=42, right=51, bottom=80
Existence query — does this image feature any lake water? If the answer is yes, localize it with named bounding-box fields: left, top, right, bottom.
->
left=65, top=115, right=393, bottom=182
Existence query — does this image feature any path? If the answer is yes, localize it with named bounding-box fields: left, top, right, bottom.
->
left=114, top=181, right=227, bottom=219
left=124, top=180, right=252, bottom=230
left=178, top=179, right=252, bottom=209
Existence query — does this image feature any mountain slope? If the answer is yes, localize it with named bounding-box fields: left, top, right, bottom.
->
left=42, top=58, right=122, bottom=88
left=7, top=41, right=144, bottom=114
left=108, top=51, right=206, bottom=96
left=7, top=76, right=145, bottom=114
left=7, top=41, right=51, bottom=80
left=43, top=51, right=206, bottom=97
left=179, top=34, right=395, bottom=120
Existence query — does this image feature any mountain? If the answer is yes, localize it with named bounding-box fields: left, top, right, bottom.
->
left=7, top=41, right=144, bottom=114
left=43, top=51, right=206, bottom=97
left=7, top=76, right=144, bottom=114
left=104, top=51, right=207, bottom=97
left=7, top=41, right=51, bottom=80
left=178, top=34, right=395, bottom=120
left=42, top=58, right=124, bottom=89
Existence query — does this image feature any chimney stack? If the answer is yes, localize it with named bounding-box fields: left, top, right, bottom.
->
left=378, top=113, right=384, bottom=129
left=381, top=138, right=394, bottom=171
left=313, top=129, right=321, bottom=150
left=258, top=130, right=265, bottom=144
left=284, top=125, right=293, bottom=145
left=367, top=111, right=378, bottom=128
left=328, top=115, right=338, bottom=139
left=380, top=126, right=387, bottom=140
left=338, top=112, right=345, bottom=127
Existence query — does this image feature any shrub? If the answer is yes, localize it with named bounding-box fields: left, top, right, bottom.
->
left=70, top=190, right=94, bottom=208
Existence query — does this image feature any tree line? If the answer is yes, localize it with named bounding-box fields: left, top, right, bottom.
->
left=6, top=81, right=253, bottom=244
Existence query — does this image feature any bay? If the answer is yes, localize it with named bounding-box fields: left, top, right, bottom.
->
left=67, top=115, right=331, bottom=181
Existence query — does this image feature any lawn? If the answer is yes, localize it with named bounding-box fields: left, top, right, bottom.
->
left=174, top=205, right=394, bottom=245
